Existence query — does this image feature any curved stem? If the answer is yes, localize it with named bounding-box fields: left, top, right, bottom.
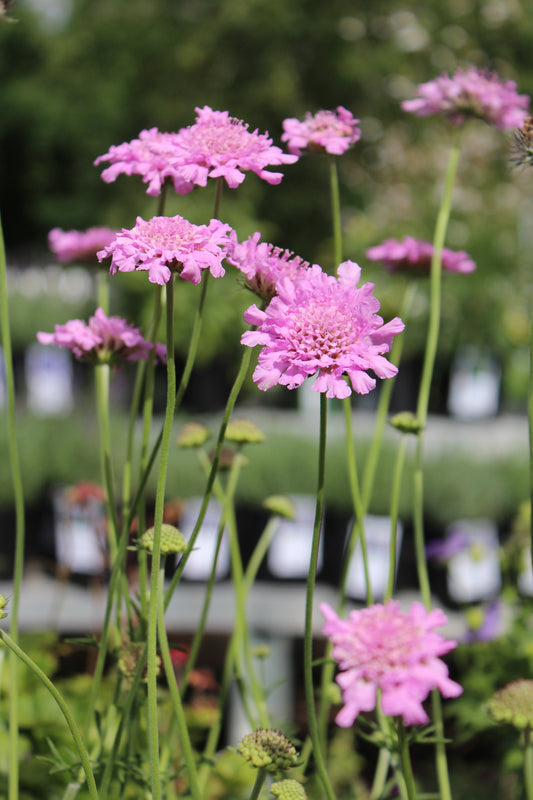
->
left=385, top=435, right=407, bottom=601
left=157, top=565, right=202, bottom=800
left=328, top=155, right=342, bottom=270
left=164, top=345, right=253, bottom=609
left=0, top=211, right=25, bottom=800
left=302, top=393, right=336, bottom=800
left=147, top=276, right=176, bottom=800
left=0, top=631, right=98, bottom=800
left=248, top=768, right=267, bottom=800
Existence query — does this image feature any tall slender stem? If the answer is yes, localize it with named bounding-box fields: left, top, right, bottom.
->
left=0, top=631, right=98, bottom=800
left=397, top=721, right=417, bottom=800
left=529, top=304, right=533, bottom=572
left=412, top=129, right=463, bottom=800
left=147, top=276, right=176, bottom=800
left=525, top=728, right=533, bottom=800
left=302, top=393, right=336, bottom=800
left=0, top=211, right=25, bottom=800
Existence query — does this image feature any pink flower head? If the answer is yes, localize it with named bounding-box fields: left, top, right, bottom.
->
left=48, top=226, right=117, bottom=264
left=366, top=236, right=476, bottom=275
left=94, top=127, right=195, bottom=196
left=37, top=307, right=165, bottom=365
left=226, top=230, right=311, bottom=301
left=170, top=106, right=298, bottom=188
left=241, top=261, right=404, bottom=399
left=97, top=215, right=233, bottom=286
left=321, top=600, right=463, bottom=727
left=402, top=67, right=529, bottom=130
left=281, top=106, right=361, bottom=156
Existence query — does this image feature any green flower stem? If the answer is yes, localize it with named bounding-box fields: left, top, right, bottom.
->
left=157, top=565, right=202, bottom=800
left=163, top=344, right=253, bottom=610
left=98, top=650, right=148, bottom=800
left=397, top=721, right=417, bottom=800
left=0, top=210, right=25, bottom=800
left=412, top=130, right=462, bottom=800
left=95, top=363, right=119, bottom=559
left=137, top=286, right=164, bottom=622
left=529, top=306, right=533, bottom=572
left=96, top=270, right=109, bottom=314
left=147, top=276, right=176, bottom=800
left=329, top=155, right=342, bottom=270
left=303, top=393, right=336, bottom=800
left=361, top=283, right=416, bottom=513
left=370, top=748, right=392, bottom=800
left=248, top=768, right=267, bottom=800
left=197, top=517, right=280, bottom=795
left=525, top=728, right=533, bottom=800
left=0, top=630, right=98, bottom=800
left=385, top=435, right=407, bottom=601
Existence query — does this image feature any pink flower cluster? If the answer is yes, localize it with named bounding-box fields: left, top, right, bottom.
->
left=321, top=600, right=463, bottom=727
left=402, top=67, right=529, bottom=130
left=97, top=215, right=232, bottom=286
left=95, top=107, right=298, bottom=195
left=366, top=236, right=476, bottom=275
left=37, top=307, right=165, bottom=365
left=241, top=261, right=404, bottom=399
left=94, top=128, right=195, bottom=196
left=227, top=231, right=311, bottom=301
left=282, top=106, right=361, bottom=156
left=48, top=227, right=117, bottom=264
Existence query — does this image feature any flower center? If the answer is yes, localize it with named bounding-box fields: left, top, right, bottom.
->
left=286, top=296, right=360, bottom=360
left=136, top=216, right=206, bottom=252
left=180, top=118, right=258, bottom=161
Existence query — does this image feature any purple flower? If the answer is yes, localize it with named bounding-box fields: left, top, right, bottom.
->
left=48, top=227, right=117, bottom=264
left=170, top=106, right=298, bottom=188
left=281, top=106, right=361, bottom=156
left=402, top=67, right=529, bottom=130
left=464, top=600, right=501, bottom=643
left=426, top=529, right=470, bottom=564
left=241, top=261, right=404, bottom=399
left=37, top=307, right=165, bottom=365
left=321, top=601, right=463, bottom=727
left=226, top=231, right=311, bottom=301
left=94, top=128, right=195, bottom=196
left=366, top=236, right=476, bottom=275
left=97, top=215, right=233, bottom=286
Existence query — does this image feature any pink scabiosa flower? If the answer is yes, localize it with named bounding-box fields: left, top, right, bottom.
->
left=94, top=127, right=195, bottom=196
left=171, top=106, right=298, bottom=188
left=241, top=261, right=404, bottom=399
left=97, top=215, right=232, bottom=286
left=37, top=307, right=165, bottom=365
left=48, top=227, right=117, bottom=264
left=402, top=67, right=529, bottom=130
left=226, top=230, right=311, bottom=301
left=366, top=236, right=476, bottom=275
left=281, top=106, right=361, bottom=156
left=321, top=600, right=463, bottom=727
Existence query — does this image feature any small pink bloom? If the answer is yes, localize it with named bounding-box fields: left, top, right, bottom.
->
left=282, top=106, right=361, bottom=156
left=321, top=600, right=463, bottom=727
left=97, top=215, right=233, bottom=286
left=402, top=67, right=529, bottom=130
left=48, top=227, right=117, bottom=264
left=226, top=231, right=311, bottom=301
left=37, top=307, right=165, bottom=365
left=241, top=261, right=404, bottom=399
left=171, top=106, right=298, bottom=188
left=94, top=127, right=195, bottom=196
left=366, top=236, right=476, bottom=275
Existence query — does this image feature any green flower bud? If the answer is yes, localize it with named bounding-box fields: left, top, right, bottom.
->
left=225, top=418, right=265, bottom=445
left=271, top=779, right=307, bottom=800
left=0, top=594, right=8, bottom=619
left=238, top=729, right=299, bottom=773
left=140, top=524, right=187, bottom=556
left=487, top=680, right=533, bottom=729
left=177, top=422, right=211, bottom=448
left=389, top=411, right=424, bottom=435
left=263, top=495, right=295, bottom=520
